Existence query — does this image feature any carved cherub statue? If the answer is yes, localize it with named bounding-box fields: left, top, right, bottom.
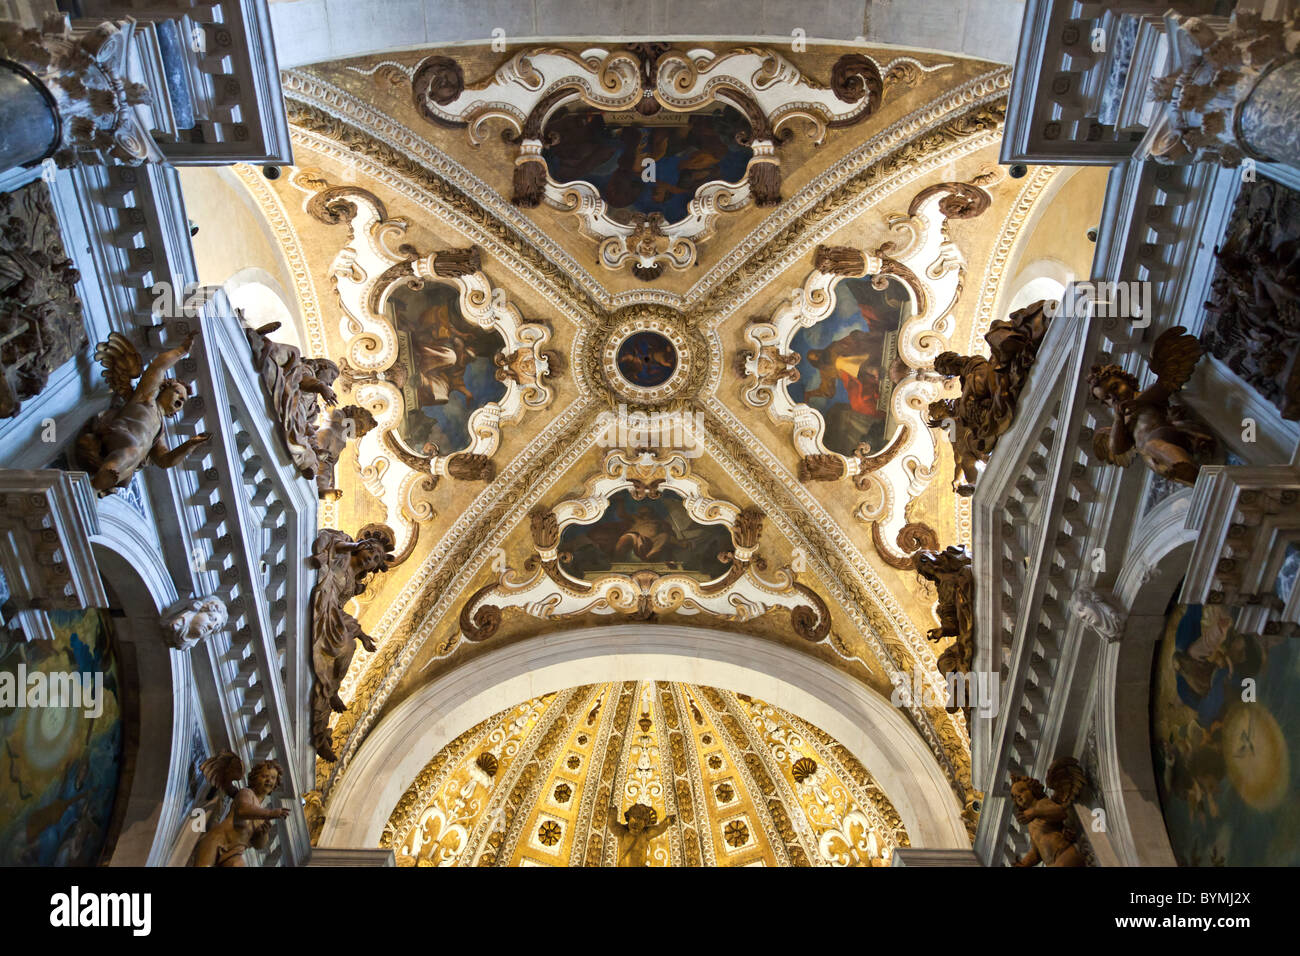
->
left=190, top=751, right=291, bottom=867
left=162, top=595, right=228, bottom=651
left=1089, top=326, right=1216, bottom=485
left=1009, top=756, right=1088, bottom=868
left=312, top=405, right=378, bottom=500
left=75, top=330, right=211, bottom=494
left=610, top=802, right=676, bottom=867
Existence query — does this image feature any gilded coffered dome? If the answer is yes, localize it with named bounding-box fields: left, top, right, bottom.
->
left=382, top=682, right=905, bottom=867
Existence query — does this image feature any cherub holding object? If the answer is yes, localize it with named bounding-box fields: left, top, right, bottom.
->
left=1089, top=326, right=1216, bottom=485
left=190, top=751, right=290, bottom=867
left=75, top=330, right=210, bottom=494
left=610, top=802, right=675, bottom=867
left=1009, top=756, right=1088, bottom=868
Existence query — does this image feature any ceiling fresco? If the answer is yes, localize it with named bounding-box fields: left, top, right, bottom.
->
left=194, top=36, right=1109, bottom=858
left=381, top=681, right=906, bottom=866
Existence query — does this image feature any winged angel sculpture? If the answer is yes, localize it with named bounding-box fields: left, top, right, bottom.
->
left=75, top=330, right=210, bottom=494
left=1088, top=326, right=1215, bottom=485
left=1010, top=756, right=1089, bottom=868
left=309, top=528, right=393, bottom=761
left=190, top=751, right=290, bottom=867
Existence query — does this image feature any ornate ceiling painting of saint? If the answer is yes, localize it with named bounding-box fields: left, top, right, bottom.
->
left=787, top=277, right=909, bottom=458
left=387, top=281, right=507, bottom=456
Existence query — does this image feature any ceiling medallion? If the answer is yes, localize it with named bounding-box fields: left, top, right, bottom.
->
left=589, top=304, right=708, bottom=407
left=601, top=311, right=690, bottom=404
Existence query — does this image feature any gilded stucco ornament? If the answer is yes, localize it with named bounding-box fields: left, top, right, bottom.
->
left=299, top=177, right=557, bottom=558
left=738, top=174, right=995, bottom=564
left=274, top=64, right=1015, bottom=811
left=383, top=682, right=906, bottom=866
left=456, top=450, right=832, bottom=643
left=408, top=44, right=899, bottom=277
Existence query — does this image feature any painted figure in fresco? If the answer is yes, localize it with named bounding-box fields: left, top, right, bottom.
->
left=1009, top=756, right=1088, bottom=867
left=413, top=301, right=479, bottom=406
left=610, top=802, right=676, bottom=867
left=1089, top=326, right=1216, bottom=485
left=792, top=279, right=906, bottom=457
left=614, top=505, right=673, bottom=561
left=190, top=751, right=290, bottom=867
left=309, top=528, right=393, bottom=761
left=75, top=330, right=212, bottom=494
left=616, top=331, right=676, bottom=388
left=1159, top=724, right=1224, bottom=823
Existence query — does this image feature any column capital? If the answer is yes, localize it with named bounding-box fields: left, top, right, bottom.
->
left=1139, top=9, right=1300, bottom=168
left=0, top=14, right=163, bottom=167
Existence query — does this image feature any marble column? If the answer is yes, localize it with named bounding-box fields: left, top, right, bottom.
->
left=0, top=58, right=59, bottom=169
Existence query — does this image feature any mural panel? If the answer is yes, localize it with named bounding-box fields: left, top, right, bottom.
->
left=0, top=608, right=123, bottom=866
left=787, top=276, right=908, bottom=457
left=1151, top=602, right=1300, bottom=865
left=542, top=105, right=753, bottom=223
left=387, top=282, right=507, bottom=454
left=561, top=491, right=733, bottom=580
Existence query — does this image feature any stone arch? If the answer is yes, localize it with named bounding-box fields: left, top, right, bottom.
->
left=89, top=498, right=197, bottom=867
left=321, top=624, right=970, bottom=851
left=1093, top=491, right=1197, bottom=866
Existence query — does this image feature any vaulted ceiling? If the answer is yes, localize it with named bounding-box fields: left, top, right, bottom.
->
left=182, top=37, right=1107, bottom=853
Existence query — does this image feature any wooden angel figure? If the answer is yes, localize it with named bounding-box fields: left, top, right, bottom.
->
left=1009, top=757, right=1088, bottom=868
left=190, top=751, right=290, bottom=867
left=75, top=330, right=210, bottom=494
left=1088, top=326, right=1216, bottom=485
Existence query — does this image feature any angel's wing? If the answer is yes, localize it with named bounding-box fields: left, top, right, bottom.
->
left=1046, top=756, right=1087, bottom=806
left=1091, top=426, right=1134, bottom=467
left=1138, top=326, right=1202, bottom=404
left=200, top=750, right=244, bottom=799
left=93, top=332, right=144, bottom=400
